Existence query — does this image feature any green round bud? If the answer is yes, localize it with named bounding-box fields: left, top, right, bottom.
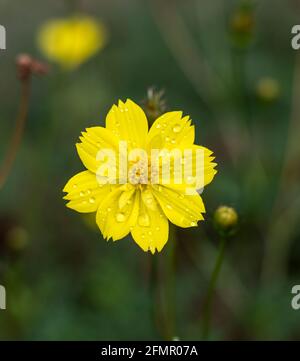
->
left=256, top=77, right=280, bottom=103
left=214, top=206, right=238, bottom=236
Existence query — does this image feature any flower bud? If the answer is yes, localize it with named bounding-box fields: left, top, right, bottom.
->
left=256, top=77, right=280, bottom=103
left=230, top=2, right=255, bottom=48
left=142, top=87, right=167, bottom=125
left=16, top=53, right=49, bottom=82
left=214, top=206, right=238, bottom=236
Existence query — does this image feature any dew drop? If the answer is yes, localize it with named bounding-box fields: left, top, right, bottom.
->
left=107, top=207, right=112, bottom=212
left=155, top=227, right=160, bottom=231
left=80, top=191, right=85, bottom=197
left=89, top=197, right=96, bottom=204
left=156, top=124, right=161, bottom=129
left=148, top=231, right=152, bottom=236
left=138, top=214, right=150, bottom=227
left=146, top=198, right=153, bottom=205
left=187, top=176, right=195, bottom=183
left=190, top=221, right=197, bottom=226
left=166, top=204, right=172, bottom=210
left=173, top=124, right=181, bottom=133
left=116, top=212, right=126, bottom=222
left=87, top=189, right=91, bottom=195
left=72, top=184, right=78, bottom=189
left=165, top=136, right=170, bottom=142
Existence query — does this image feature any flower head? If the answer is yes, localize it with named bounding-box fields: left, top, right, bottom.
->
left=37, top=15, right=107, bottom=70
left=63, top=100, right=217, bottom=253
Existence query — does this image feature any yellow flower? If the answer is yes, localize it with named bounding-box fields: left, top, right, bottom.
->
left=63, top=100, right=217, bottom=253
left=37, top=15, right=106, bottom=70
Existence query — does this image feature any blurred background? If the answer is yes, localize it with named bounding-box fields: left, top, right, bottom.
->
left=1, top=0, right=300, bottom=340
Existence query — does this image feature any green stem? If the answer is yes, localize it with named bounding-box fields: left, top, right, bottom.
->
left=202, top=236, right=227, bottom=340
left=165, top=225, right=176, bottom=340
left=0, top=79, right=30, bottom=189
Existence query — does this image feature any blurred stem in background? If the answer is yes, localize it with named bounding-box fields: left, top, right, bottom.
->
left=261, top=52, right=300, bottom=284
left=0, top=55, right=48, bottom=190
left=202, top=236, right=227, bottom=340
left=149, top=211, right=177, bottom=341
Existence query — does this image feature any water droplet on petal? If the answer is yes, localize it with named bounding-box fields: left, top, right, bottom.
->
left=173, top=124, right=181, bottom=133
left=107, top=207, right=112, bottom=212
left=80, top=191, right=85, bottom=197
left=166, top=204, right=172, bottom=210
left=72, top=184, right=78, bottom=189
left=155, top=227, right=160, bottom=231
left=187, top=176, right=195, bottom=183
left=138, top=214, right=150, bottom=227
left=148, top=231, right=152, bottom=236
left=89, top=197, right=95, bottom=204
left=116, top=212, right=126, bottom=222
left=190, top=221, right=197, bottom=226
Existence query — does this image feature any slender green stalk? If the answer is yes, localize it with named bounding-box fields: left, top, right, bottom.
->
left=202, top=237, right=227, bottom=340
left=165, top=225, right=176, bottom=340
left=0, top=80, right=30, bottom=189
left=149, top=226, right=177, bottom=341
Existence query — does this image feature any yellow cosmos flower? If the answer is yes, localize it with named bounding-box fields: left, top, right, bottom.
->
left=37, top=15, right=106, bottom=70
left=63, top=100, right=217, bottom=253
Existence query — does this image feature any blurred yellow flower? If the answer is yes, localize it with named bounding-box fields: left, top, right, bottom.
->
left=256, top=77, right=280, bottom=103
left=37, top=15, right=107, bottom=70
left=63, top=99, right=217, bottom=253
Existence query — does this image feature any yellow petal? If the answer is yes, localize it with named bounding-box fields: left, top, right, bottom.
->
left=76, top=126, right=119, bottom=174
left=131, top=189, right=169, bottom=253
left=63, top=170, right=111, bottom=213
left=105, top=99, right=148, bottom=149
left=171, top=145, right=217, bottom=191
left=147, top=111, right=194, bottom=150
left=96, top=186, right=139, bottom=241
left=152, top=185, right=205, bottom=228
